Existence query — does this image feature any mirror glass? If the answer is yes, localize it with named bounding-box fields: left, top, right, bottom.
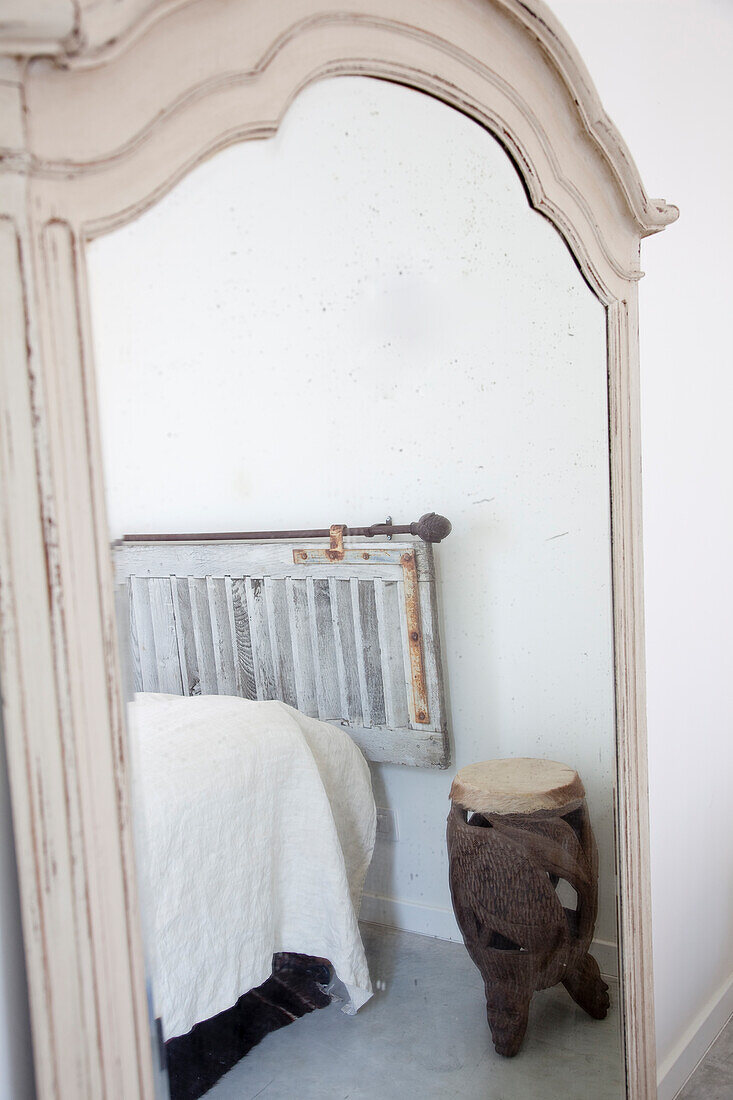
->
left=86, top=76, right=623, bottom=1099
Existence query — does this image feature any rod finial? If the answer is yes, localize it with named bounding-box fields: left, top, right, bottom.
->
left=412, top=512, right=452, bottom=543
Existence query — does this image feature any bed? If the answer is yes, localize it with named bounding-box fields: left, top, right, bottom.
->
left=128, top=691, right=376, bottom=1041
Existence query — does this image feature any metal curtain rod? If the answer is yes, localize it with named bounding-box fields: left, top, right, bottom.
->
left=122, top=512, right=452, bottom=545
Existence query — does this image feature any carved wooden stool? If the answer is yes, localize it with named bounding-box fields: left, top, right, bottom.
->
left=447, top=758, right=609, bottom=1057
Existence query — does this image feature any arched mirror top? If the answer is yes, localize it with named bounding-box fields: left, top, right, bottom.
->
left=19, top=0, right=677, bottom=301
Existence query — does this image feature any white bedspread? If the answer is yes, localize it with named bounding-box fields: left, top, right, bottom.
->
left=128, top=693, right=376, bottom=1040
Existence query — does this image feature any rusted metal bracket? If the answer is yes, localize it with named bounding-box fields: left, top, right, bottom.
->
left=327, top=523, right=346, bottom=561
left=399, top=549, right=429, bottom=725
left=293, top=543, right=430, bottom=725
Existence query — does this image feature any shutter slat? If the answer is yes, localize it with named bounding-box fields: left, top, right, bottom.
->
left=148, top=577, right=183, bottom=695
left=171, top=576, right=199, bottom=695
left=263, top=577, right=283, bottom=700
left=131, top=576, right=159, bottom=692
left=247, top=577, right=278, bottom=700
left=329, top=577, right=350, bottom=721
left=375, top=579, right=409, bottom=730
left=188, top=577, right=217, bottom=694
left=350, top=577, right=371, bottom=727
left=313, top=578, right=340, bottom=719
left=267, top=578, right=298, bottom=709
left=286, top=578, right=318, bottom=716
left=305, top=577, right=326, bottom=717
left=331, top=579, right=362, bottom=725
left=358, top=580, right=386, bottom=728
left=206, top=577, right=237, bottom=695
left=127, top=582, right=143, bottom=693
left=230, top=578, right=256, bottom=700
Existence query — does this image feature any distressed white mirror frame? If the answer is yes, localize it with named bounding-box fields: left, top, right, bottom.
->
left=0, top=2, right=677, bottom=1097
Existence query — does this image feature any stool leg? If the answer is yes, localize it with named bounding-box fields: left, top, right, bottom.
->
left=484, top=983, right=532, bottom=1057
left=562, top=952, right=610, bottom=1020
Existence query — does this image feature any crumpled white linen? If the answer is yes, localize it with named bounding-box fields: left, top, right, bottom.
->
left=127, top=693, right=376, bottom=1040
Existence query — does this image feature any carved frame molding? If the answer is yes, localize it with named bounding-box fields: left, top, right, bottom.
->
left=0, top=2, right=676, bottom=1097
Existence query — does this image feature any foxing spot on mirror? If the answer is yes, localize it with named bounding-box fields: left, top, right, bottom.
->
left=86, top=76, right=621, bottom=1098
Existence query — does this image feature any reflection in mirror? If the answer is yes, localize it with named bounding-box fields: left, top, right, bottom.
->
left=87, top=76, right=623, bottom=1098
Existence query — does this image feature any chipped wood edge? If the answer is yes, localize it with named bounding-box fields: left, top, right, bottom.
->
left=0, top=63, right=155, bottom=1100
left=0, top=4, right=673, bottom=1098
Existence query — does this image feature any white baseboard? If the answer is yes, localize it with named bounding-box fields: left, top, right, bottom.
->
left=360, top=892, right=618, bottom=978
left=360, top=892, right=464, bottom=942
left=657, top=970, right=733, bottom=1100
left=591, top=938, right=620, bottom=981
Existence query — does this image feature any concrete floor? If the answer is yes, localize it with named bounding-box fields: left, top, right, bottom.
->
left=207, top=923, right=624, bottom=1099
left=677, top=1016, right=733, bottom=1100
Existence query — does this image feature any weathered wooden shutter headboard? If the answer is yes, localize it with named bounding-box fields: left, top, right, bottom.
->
left=113, top=538, right=450, bottom=767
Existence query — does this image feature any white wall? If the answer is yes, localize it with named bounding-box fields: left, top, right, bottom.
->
left=87, top=78, right=618, bottom=953
left=550, top=0, right=733, bottom=1086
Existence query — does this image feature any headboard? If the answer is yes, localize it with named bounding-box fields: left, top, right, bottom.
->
left=113, top=535, right=450, bottom=768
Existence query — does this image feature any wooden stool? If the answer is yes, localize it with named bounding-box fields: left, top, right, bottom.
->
left=447, top=758, right=609, bottom=1057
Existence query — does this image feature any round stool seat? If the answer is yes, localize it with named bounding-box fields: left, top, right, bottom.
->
left=449, top=757, right=585, bottom=816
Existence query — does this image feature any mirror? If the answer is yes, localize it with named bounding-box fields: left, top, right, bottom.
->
left=86, top=75, right=623, bottom=1099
